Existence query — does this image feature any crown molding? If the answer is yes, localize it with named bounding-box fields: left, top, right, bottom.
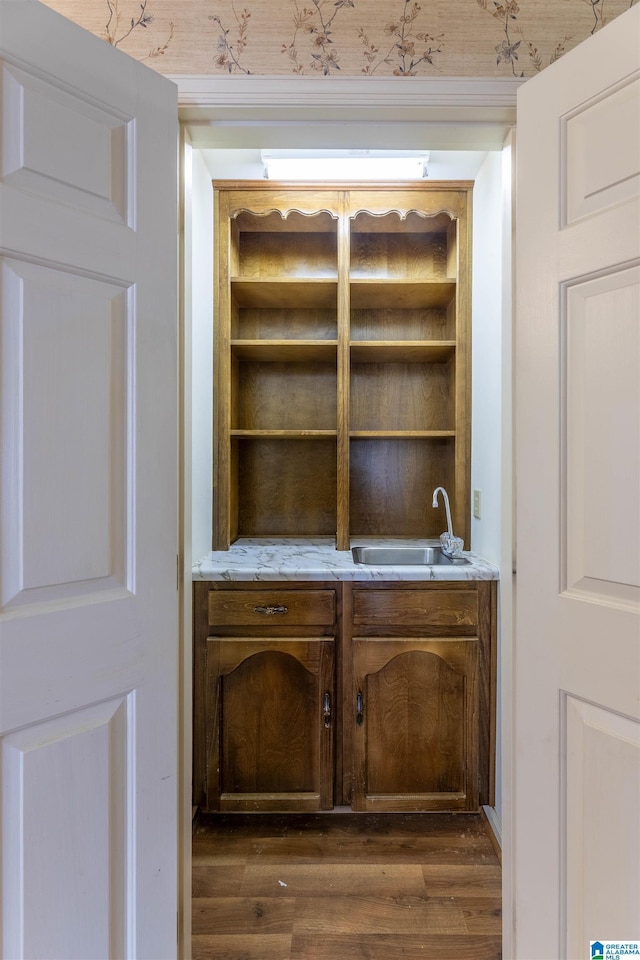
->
left=174, top=76, right=521, bottom=151
left=173, top=75, right=521, bottom=110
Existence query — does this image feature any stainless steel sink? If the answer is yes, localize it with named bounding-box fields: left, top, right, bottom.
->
left=351, top=546, right=469, bottom=566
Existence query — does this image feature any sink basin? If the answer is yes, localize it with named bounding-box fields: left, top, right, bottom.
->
left=351, top=546, right=469, bottom=566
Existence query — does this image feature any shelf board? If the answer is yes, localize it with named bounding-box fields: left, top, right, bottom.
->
left=231, top=340, right=338, bottom=362
left=350, top=341, right=455, bottom=363
left=350, top=280, right=456, bottom=309
left=230, top=429, right=338, bottom=439
left=231, top=278, right=337, bottom=308
left=349, top=430, right=456, bottom=439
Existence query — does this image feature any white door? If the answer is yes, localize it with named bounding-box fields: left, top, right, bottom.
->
left=515, top=6, right=640, bottom=959
left=0, top=2, right=179, bottom=957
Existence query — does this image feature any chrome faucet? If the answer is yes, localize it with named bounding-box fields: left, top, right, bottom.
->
left=432, top=486, right=464, bottom=558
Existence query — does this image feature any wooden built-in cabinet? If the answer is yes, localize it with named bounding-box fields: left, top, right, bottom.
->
left=200, top=180, right=484, bottom=815
left=193, top=580, right=495, bottom=814
left=213, top=182, right=472, bottom=551
left=193, top=582, right=340, bottom=813
left=349, top=582, right=494, bottom=813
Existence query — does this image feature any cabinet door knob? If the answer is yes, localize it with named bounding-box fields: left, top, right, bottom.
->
left=253, top=605, right=288, bottom=616
left=323, top=692, right=331, bottom=728
left=356, top=691, right=364, bottom=726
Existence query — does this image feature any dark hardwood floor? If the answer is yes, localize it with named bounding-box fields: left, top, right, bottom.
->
left=192, top=812, right=502, bottom=960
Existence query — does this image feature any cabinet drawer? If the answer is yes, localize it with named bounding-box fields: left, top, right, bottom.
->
left=353, top=588, right=478, bottom=628
left=208, top=589, right=336, bottom=627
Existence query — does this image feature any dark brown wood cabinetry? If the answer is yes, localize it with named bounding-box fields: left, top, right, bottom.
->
left=193, top=579, right=496, bottom=814
left=205, top=637, right=335, bottom=812
left=349, top=581, right=495, bottom=813
left=193, top=581, right=340, bottom=813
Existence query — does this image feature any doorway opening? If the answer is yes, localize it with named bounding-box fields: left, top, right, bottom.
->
left=179, top=83, right=516, bottom=953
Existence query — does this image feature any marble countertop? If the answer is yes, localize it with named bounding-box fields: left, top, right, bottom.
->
left=193, top=538, right=500, bottom=582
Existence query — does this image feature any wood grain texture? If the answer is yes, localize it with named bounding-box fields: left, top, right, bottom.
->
left=350, top=306, right=455, bottom=342
left=350, top=231, right=450, bottom=280
left=350, top=360, right=453, bottom=432
left=234, top=361, right=337, bottom=431
left=192, top=934, right=292, bottom=960
left=353, top=587, right=479, bottom=628
left=348, top=437, right=454, bottom=538
left=351, top=639, right=479, bottom=812
left=206, top=638, right=335, bottom=812
left=235, top=307, right=337, bottom=341
left=208, top=590, right=336, bottom=627
left=235, top=438, right=337, bottom=537
left=192, top=813, right=502, bottom=959
left=239, top=231, right=337, bottom=279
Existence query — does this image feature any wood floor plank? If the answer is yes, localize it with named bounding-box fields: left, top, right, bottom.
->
left=241, top=862, right=427, bottom=898
left=289, top=934, right=502, bottom=960
left=192, top=934, right=292, bottom=960
left=292, top=895, right=467, bottom=935
left=193, top=837, right=255, bottom=861
left=238, top=834, right=496, bottom=865
left=192, top=864, right=246, bottom=897
left=422, top=864, right=502, bottom=897
left=459, top=897, right=503, bottom=934
left=193, top=896, right=295, bottom=936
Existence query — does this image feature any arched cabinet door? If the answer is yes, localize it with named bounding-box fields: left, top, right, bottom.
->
left=351, top=638, right=479, bottom=812
left=205, top=637, right=335, bottom=812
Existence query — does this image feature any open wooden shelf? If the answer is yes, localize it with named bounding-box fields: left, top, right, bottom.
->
left=350, top=280, right=456, bottom=310
left=231, top=278, right=338, bottom=309
left=349, top=430, right=456, bottom=438
left=230, top=429, right=338, bottom=438
left=231, top=340, right=338, bottom=362
left=349, top=341, right=455, bottom=363
left=214, top=182, right=472, bottom=550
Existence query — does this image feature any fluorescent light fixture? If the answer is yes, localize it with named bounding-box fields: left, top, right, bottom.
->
left=261, top=150, right=430, bottom=180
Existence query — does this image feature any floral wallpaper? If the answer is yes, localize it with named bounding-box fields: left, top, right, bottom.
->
left=43, top=0, right=637, bottom=77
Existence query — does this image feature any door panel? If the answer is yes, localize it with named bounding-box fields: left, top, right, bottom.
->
left=206, top=637, right=335, bottom=812
left=563, top=265, right=639, bottom=605
left=515, top=6, right=640, bottom=957
left=352, top=638, right=479, bottom=812
left=2, top=698, right=129, bottom=959
left=2, top=59, right=129, bottom=223
left=2, top=259, right=130, bottom=607
left=0, top=2, right=178, bottom=955
left=563, top=75, right=640, bottom=225
left=564, top=696, right=640, bottom=957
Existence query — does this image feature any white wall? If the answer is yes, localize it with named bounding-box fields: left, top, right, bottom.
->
left=190, top=149, right=214, bottom=559
left=471, top=141, right=514, bottom=829
left=471, top=150, right=504, bottom=564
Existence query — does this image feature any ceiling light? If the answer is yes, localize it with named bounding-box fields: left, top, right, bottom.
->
left=261, top=150, right=429, bottom=181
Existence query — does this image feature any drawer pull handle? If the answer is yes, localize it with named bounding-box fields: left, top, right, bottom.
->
left=356, top=691, right=364, bottom=726
left=323, top=692, right=331, bottom=728
left=254, top=604, right=288, bottom=616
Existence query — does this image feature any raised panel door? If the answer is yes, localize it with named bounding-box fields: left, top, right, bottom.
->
left=351, top=638, right=479, bottom=812
left=205, top=637, right=335, bottom=812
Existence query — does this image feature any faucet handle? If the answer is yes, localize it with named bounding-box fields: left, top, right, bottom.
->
left=440, top=532, right=464, bottom=558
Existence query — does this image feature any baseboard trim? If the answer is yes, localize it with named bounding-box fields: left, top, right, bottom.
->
left=481, top=805, right=502, bottom=863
